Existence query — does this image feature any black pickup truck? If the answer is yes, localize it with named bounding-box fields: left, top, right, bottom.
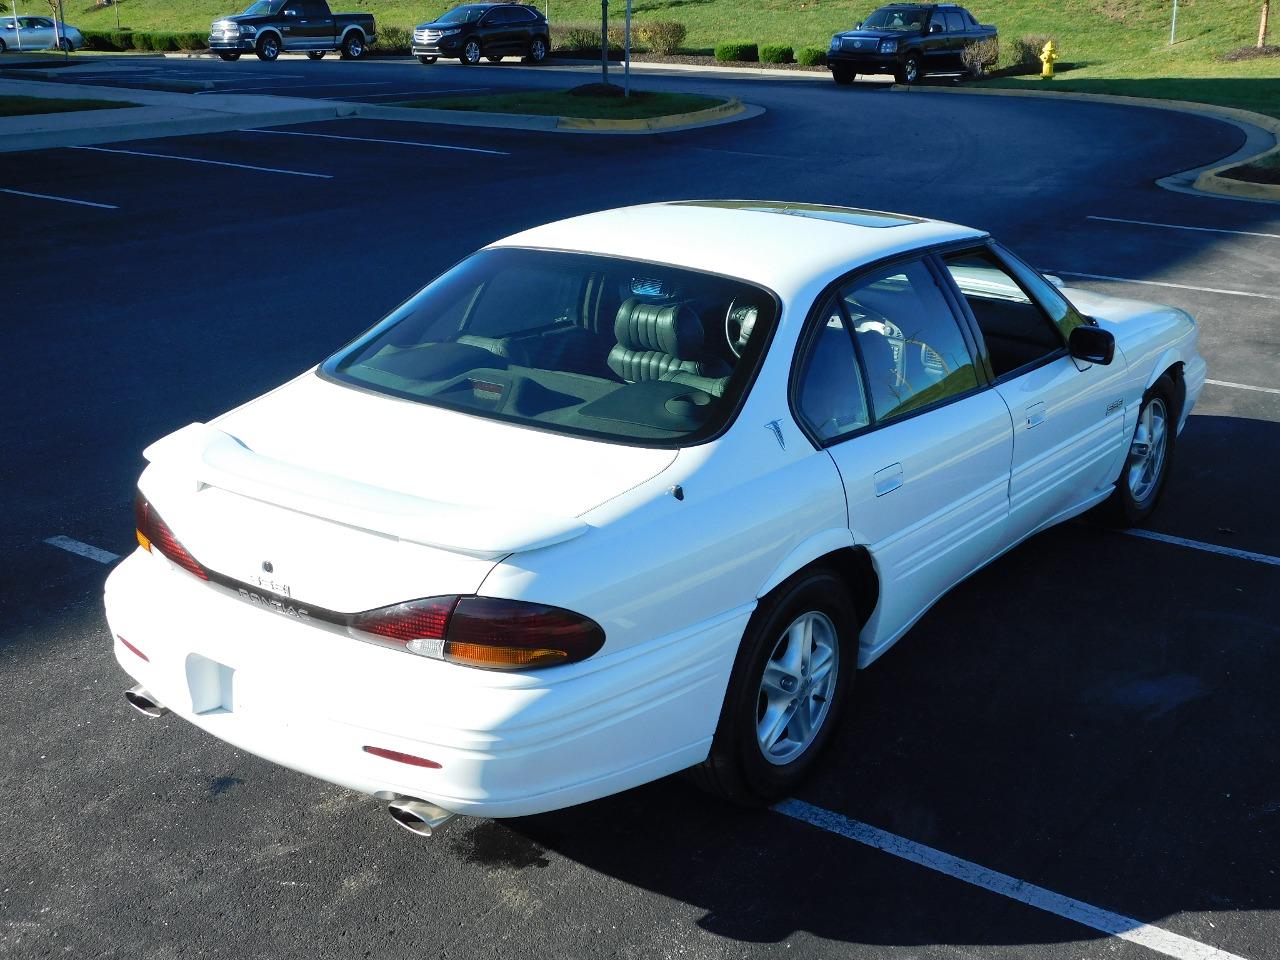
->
left=209, top=0, right=376, bottom=61
left=826, top=3, right=997, bottom=85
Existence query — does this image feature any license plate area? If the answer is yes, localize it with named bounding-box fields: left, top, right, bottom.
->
left=186, top=654, right=235, bottom=716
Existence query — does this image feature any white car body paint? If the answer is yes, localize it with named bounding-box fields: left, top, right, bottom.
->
left=105, top=203, right=1205, bottom=818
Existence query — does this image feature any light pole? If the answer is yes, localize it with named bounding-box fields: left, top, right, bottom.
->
left=623, top=0, right=631, bottom=96
left=600, top=0, right=608, bottom=85
left=1169, top=0, right=1178, bottom=44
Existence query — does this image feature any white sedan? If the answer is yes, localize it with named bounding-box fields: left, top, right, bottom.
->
left=105, top=202, right=1205, bottom=836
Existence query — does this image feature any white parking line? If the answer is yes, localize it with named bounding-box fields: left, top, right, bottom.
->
left=68, top=145, right=332, bottom=179
left=45, top=536, right=120, bottom=564
left=1051, top=270, right=1280, bottom=302
left=343, top=88, right=488, bottom=99
left=1120, top=528, right=1280, bottom=567
left=774, top=799, right=1248, bottom=960
left=1205, top=378, right=1280, bottom=396
left=243, top=128, right=510, bottom=156
left=0, top=188, right=117, bottom=209
left=1087, top=215, right=1280, bottom=241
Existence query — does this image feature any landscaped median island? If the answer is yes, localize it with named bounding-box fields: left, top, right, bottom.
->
left=398, top=86, right=725, bottom=122
left=0, top=95, right=136, bottom=117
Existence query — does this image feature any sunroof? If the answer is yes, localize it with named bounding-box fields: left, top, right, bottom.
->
left=672, top=200, right=921, bottom=228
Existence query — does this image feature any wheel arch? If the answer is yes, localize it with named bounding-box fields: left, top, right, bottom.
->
left=256, top=28, right=283, bottom=45
left=340, top=24, right=366, bottom=41
left=756, top=531, right=879, bottom=630
left=1147, top=353, right=1186, bottom=420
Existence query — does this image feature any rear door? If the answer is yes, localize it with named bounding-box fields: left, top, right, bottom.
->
left=943, top=9, right=968, bottom=68
left=23, top=16, right=55, bottom=48
left=937, top=245, right=1128, bottom=544
left=481, top=7, right=518, bottom=54
left=300, top=0, right=335, bottom=46
left=793, top=256, right=1013, bottom=661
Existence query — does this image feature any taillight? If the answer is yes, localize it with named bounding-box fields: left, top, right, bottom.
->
left=134, top=492, right=208, bottom=581
left=349, top=596, right=604, bottom=671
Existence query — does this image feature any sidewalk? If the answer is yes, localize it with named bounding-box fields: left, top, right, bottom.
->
left=0, top=76, right=359, bottom=152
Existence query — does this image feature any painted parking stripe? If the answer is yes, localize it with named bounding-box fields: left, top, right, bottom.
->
left=45, top=536, right=120, bottom=564
left=1087, top=215, right=1280, bottom=241
left=340, top=88, right=489, bottom=99
left=1051, top=270, right=1280, bottom=302
left=243, top=128, right=510, bottom=156
left=68, top=145, right=332, bottom=179
left=1, top=188, right=117, bottom=209
left=1205, top=378, right=1280, bottom=396
left=1120, top=528, right=1280, bottom=567
left=774, top=800, right=1248, bottom=960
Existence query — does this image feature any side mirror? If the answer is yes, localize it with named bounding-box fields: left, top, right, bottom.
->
left=854, top=21, right=862, bottom=28
left=1068, top=325, right=1115, bottom=365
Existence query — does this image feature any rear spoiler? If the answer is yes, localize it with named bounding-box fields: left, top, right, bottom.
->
left=143, top=423, right=590, bottom=559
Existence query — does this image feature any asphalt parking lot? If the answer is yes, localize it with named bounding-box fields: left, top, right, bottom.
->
left=1, top=58, right=1278, bottom=960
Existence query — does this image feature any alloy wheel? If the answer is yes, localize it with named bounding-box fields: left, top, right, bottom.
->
left=756, top=611, right=840, bottom=766
left=1127, top=397, right=1168, bottom=504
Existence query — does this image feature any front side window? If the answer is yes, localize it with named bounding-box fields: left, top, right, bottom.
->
left=243, top=0, right=287, bottom=15
left=942, top=249, right=1066, bottom=378
left=795, top=307, right=870, bottom=442
left=322, top=248, right=777, bottom=446
left=841, top=260, right=978, bottom=422
left=437, top=5, right=487, bottom=23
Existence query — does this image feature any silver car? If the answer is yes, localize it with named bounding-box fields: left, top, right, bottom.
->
left=0, top=16, right=85, bottom=52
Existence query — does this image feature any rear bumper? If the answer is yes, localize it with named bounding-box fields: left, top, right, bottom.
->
left=104, top=549, right=746, bottom=818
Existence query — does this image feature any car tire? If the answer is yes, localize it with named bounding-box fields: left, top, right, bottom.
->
left=832, top=65, right=855, bottom=85
left=59, top=37, right=73, bottom=52
left=307, top=50, right=325, bottom=60
left=218, top=51, right=241, bottom=61
left=486, top=55, right=503, bottom=62
left=416, top=54, right=437, bottom=64
left=460, top=38, right=482, bottom=64
left=1103, top=374, right=1178, bottom=527
left=690, top=568, right=857, bottom=806
left=895, top=54, right=922, bottom=84
left=524, top=35, right=547, bottom=63
left=340, top=31, right=365, bottom=59
left=0, top=37, right=7, bottom=53
left=255, top=34, right=280, bottom=61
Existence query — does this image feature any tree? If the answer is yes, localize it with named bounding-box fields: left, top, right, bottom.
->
left=1260, top=0, right=1272, bottom=49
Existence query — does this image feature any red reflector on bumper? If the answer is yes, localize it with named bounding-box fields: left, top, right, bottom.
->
left=117, top=635, right=149, bottom=662
left=362, top=745, right=442, bottom=769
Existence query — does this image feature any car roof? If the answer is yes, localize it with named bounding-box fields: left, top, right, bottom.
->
left=491, top=201, right=986, bottom=300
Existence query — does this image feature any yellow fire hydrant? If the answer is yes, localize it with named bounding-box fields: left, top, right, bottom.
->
left=1039, top=39, right=1058, bottom=79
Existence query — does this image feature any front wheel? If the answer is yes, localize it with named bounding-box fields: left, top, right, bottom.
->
left=416, top=54, right=437, bottom=64
left=832, top=65, right=855, bottom=85
left=307, top=50, right=325, bottom=60
left=895, top=54, right=922, bottom=84
left=255, top=34, right=280, bottom=61
left=524, top=35, right=547, bottom=63
left=218, top=51, right=241, bottom=61
left=1104, top=375, right=1177, bottom=526
left=689, top=568, right=856, bottom=806
left=340, top=31, right=365, bottom=59
left=460, top=38, right=481, bottom=65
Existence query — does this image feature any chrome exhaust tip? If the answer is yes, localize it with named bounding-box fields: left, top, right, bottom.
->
left=124, top=684, right=168, bottom=719
left=387, top=797, right=455, bottom=838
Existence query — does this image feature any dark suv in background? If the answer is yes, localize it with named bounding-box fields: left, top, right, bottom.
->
left=826, top=3, right=997, bottom=85
left=412, top=3, right=549, bottom=65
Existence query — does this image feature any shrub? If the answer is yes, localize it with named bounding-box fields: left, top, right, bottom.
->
left=759, top=43, right=793, bottom=64
left=636, top=20, right=685, bottom=55
left=178, top=32, right=207, bottom=51
left=81, top=30, right=117, bottom=51
left=796, top=45, right=826, bottom=67
left=132, top=32, right=153, bottom=50
left=152, top=33, right=179, bottom=52
left=961, top=36, right=999, bottom=76
left=376, top=25, right=411, bottom=53
left=110, top=30, right=134, bottom=50
left=549, top=21, right=622, bottom=57
left=1009, top=34, right=1052, bottom=72
left=714, top=41, right=757, bottom=62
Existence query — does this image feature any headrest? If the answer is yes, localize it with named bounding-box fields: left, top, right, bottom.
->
left=614, top=299, right=703, bottom=360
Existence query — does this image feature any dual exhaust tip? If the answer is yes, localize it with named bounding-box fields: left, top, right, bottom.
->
left=122, top=686, right=454, bottom=838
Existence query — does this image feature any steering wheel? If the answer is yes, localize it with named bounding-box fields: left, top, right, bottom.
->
left=725, top=299, right=759, bottom=358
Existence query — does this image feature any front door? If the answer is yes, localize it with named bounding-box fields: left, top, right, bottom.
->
left=921, top=13, right=950, bottom=73
left=938, top=245, right=1128, bottom=544
left=792, top=257, right=1013, bottom=664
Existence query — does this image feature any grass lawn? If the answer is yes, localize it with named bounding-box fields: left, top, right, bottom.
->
left=401, top=89, right=723, bottom=119
left=0, top=95, right=136, bottom=117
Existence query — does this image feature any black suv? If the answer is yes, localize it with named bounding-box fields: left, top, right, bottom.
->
left=412, top=3, right=549, bottom=65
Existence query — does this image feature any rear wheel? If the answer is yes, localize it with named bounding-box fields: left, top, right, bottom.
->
left=0, top=38, right=7, bottom=53
left=416, top=54, right=437, bottom=64
left=307, top=50, right=325, bottom=60
left=831, top=65, right=855, bottom=85
left=460, top=38, right=481, bottom=64
left=524, top=35, right=547, bottom=63
left=340, top=31, right=365, bottom=59
left=690, top=568, right=856, bottom=806
left=895, top=53, right=922, bottom=84
left=486, top=55, right=503, bottom=62
left=59, top=37, right=73, bottom=52
left=218, top=51, right=241, bottom=61
left=1104, top=375, right=1177, bottom=526
left=255, top=34, right=280, bottom=61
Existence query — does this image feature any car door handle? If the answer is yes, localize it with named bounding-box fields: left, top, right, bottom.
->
left=873, top=463, right=903, bottom=497
left=1026, top=401, right=1046, bottom=428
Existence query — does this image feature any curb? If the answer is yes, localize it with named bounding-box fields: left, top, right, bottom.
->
left=891, top=82, right=1280, bottom=204
left=556, top=97, right=744, bottom=131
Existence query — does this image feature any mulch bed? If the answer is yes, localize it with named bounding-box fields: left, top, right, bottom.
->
left=1219, top=161, right=1280, bottom=185
left=1221, top=44, right=1280, bottom=62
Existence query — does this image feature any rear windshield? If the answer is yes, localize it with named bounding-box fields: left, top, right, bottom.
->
left=322, top=248, right=777, bottom=446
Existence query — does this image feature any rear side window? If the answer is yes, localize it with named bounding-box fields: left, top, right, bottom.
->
left=322, top=248, right=778, bottom=446
left=509, top=6, right=537, bottom=21
left=944, top=10, right=965, bottom=31
left=840, top=260, right=978, bottom=422
left=795, top=308, right=870, bottom=442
